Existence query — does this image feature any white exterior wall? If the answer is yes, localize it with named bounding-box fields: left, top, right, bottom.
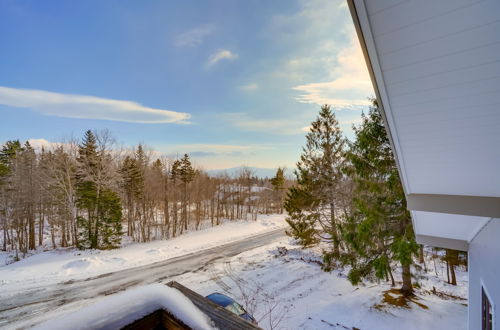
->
left=469, top=218, right=500, bottom=330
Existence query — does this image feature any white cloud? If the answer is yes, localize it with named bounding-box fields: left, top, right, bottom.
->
left=175, top=24, right=215, bottom=47
left=27, top=138, right=59, bottom=150
left=291, top=34, right=373, bottom=108
left=0, top=86, right=191, bottom=124
left=25, top=138, right=76, bottom=151
left=205, top=49, right=238, bottom=68
left=239, top=83, right=259, bottom=92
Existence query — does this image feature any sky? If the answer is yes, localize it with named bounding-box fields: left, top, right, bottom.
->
left=0, top=0, right=373, bottom=170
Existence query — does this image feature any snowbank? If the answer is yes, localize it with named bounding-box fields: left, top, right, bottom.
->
left=35, top=284, right=214, bottom=330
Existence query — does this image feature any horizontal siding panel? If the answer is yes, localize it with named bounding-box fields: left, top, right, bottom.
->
left=372, top=1, right=500, bottom=56
left=388, top=88, right=500, bottom=116
left=399, top=119, right=500, bottom=144
left=398, top=113, right=500, bottom=136
left=382, top=43, right=500, bottom=86
left=358, top=0, right=500, bottom=197
left=364, top=0, right=408, bottom=16
left=378, top=21, right=500, bottom=72
left=389, top=77, right=500, bottom=108
left=387, top=62, right=500, bottom=96
left=368, top=0, right=483, bottom=37
left=395, top=103, right=500, bottom=127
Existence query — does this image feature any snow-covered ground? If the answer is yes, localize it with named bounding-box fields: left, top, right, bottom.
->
left=0, top=215, right=467, bottom=330
left=177, top=238, right=468, bottom=330
left=0, top=215, right=286, bottom=290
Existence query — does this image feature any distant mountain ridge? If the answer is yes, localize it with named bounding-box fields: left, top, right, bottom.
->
left=206, top=166, right=283, bottom=179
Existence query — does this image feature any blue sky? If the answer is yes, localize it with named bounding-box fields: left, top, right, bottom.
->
left=0, top=0, right=373, bottom=170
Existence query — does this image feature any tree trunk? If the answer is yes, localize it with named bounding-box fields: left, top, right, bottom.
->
left=446, top=258, right=450, bottom=284
left=329, top=201, right=339, bottom=256
left=465, top=252, right=468, bottom=271
left=450, top=261, right=457, bottom=285
left=447, top=249, right=457, bottom=285
left=2, top=227, right=6, bottom=251
left=400, top=263, right=413, bottom=295
left=388, top=266, right=395, bottom=287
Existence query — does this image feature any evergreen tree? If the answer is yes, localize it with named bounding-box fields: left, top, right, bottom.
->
left=119, top=155, right=143, bottom=237
left=170, top=158, right=182, bottom=237
left=0, top=140, right=22, bottom=184
left=97, top=188, right=122, bottom=249
left=177, top=154, right=195, bottom=233
left=76, top=130, right=122, bottom=249
left=284, top=184, right=319, bottom=247
left=270, top=167, right=286, bottom=214
left=341, top=100, right=417, bottom=295
left=285, top=105, right=346, bottom=252
left=76, top=130, right=99, bottom=248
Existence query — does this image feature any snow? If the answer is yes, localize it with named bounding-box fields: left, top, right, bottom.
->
left=0, top=214, right=468, bottom=329
left=34, top=284, right=214, bottom=330
left=174, top=238, right=468, bottom=330
left=0, top=214, right=286, bottom=290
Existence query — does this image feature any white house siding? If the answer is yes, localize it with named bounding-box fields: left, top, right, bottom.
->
left=359, top=0, right=500, bottom=198
left=468, top=218, right=500, bottom=330
left=349, top=1, right=500, bottom=329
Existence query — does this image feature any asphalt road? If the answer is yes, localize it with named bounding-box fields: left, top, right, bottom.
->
left=0, top=228, right=285, bottom=329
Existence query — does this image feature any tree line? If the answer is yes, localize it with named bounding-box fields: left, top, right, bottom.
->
left=0, top=130, right=290, bottom=259
left=285, top=101, right=464, bottom=296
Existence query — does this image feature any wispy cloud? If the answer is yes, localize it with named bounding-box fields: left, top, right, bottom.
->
left=265, top=0, right=373, bottom=109
left=291, top=43, right=372, bottom=107
left=0, top=86, right=191, bottom=124
left=225, top=113, right=310, bottom=135
left=205, top=49, right=238, bottom=68
left=291, top=32, right=373, bottom=109
left=226, top=111, right=364, bottom=137
left=188, top=151, right=218, bottom=157
left=164, top=143, right=273, bottom=157
left=239, top=83, right=259, bottom=92
left=175, top=24, right=215, bottom=47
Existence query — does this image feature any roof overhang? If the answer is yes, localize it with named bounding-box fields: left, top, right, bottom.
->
left=347, top=0, right=500, bottom=250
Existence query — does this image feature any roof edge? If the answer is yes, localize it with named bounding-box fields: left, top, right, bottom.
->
left=416, top=234, right=469, bottom=251
left=408, top=194, right=500, bottom=219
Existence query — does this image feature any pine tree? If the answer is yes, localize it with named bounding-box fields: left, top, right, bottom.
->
left=98, top=188, right=122, bottom=249
left=0, top=140, right=22, bottom=185
left=0, top=141, right=24, bottom=254
left=178, top=154, right=195, bottom=233
left=285, top=105, right=346, bottom=252
left=284, top=184, right=319, bottom=247
left=170, top=159, right=181, bottom=237
left=76, top=130, right=99, bottom=248
left=270, top=167, right=286, bottom=213
left=76, top=130, right=122, bottom=249
left=21, top=141, right=37, bottom=251
left=342, top=100, right=418, bottom=295
left=119, top=155, right=143, bottom=237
